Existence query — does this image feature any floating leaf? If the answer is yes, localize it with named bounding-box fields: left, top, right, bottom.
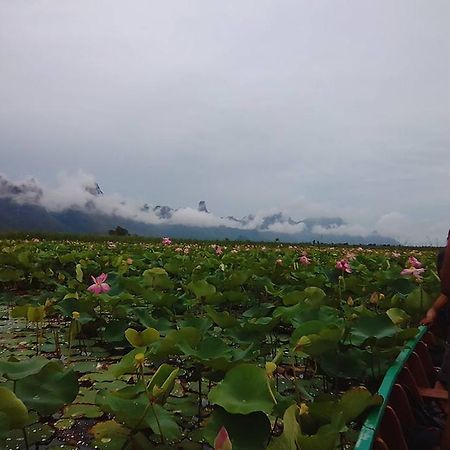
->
left=64, top=403, right=104, bottom=419
left=15, top=361, right=79, bottom=416
left=0, top=356, right=50, bottom=380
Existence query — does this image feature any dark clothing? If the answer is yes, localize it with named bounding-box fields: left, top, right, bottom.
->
left=441, top=240, right=450, bottom=297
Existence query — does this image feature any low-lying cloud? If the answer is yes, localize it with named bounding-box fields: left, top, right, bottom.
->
left=0, top=171, right=446, bottom=245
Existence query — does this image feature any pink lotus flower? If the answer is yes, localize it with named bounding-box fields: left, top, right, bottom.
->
left=162, top=237, right=172, bottom=245
left=299, top=255, right=311, bottom=265
left=88, top=273, right=111, bottom=294
left=215, top=246, right=223, bottom=256
left=214, top=426, right=232, bottom=450
left=408, top=256, right=422, bottom=269
left=336, top=259, right=352, bottom=273
left=401, top=266, right=425, bottom=280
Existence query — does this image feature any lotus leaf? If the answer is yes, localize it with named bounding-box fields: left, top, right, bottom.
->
left=90, top=420, right=129, bottom=450
left=147, top=364, right=179, bottom=404
left=208, top=363, right=276, bottom=415
left=152, top=327, right=202, bottom=359
left=267, top=404, right=300, bottom=450
left=96, top=390, right=181, bottom=440
left=0, top=356, right=50, bottom=380
left=125, top=327, right=160, bottom=347
left=348, top=314, right=399, bottom=346
left=386, top=307, right=410, bottom=326
left=108, top=347, right=146, bottom=377
left=143, top=268, right=173, bottom=289
left=404, top=288, right=432, bottom=315
left=339, top=387, right=383, bottom=422
left=291, top=321, right=343, bottom=357
left=204, top=407, right=271, bottom=450
left=319, top=348, right=366, bottom=379
left=206, top=306, right=240, bottom=329
left=15, top=361, right=79, bottom=416
left=187, top=279, right=217, bottom=299
left=27, top=305, right=45, bottom=322
left=177, top=336, right=254, bottom=371
left=0, top=387, right=29, bottom=431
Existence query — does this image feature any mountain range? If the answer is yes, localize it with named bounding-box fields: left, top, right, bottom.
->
left=0, top=176, right=398, bottom=245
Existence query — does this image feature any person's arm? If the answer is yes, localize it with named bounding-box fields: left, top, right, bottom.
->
left=421, top=233, right=450, bottom=325
left=421, top=293, right=449, bottom=324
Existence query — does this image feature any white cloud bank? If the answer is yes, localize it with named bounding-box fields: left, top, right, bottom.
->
left=0, top=171, right=448, bottom=245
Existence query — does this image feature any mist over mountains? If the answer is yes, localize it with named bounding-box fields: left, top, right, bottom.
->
left=0, top=173, right=398, bottom=244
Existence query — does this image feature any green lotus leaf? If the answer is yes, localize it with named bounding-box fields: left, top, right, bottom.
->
left=27, top=305, right=45, bottom=322
left=75, top=263, right=84, bottom=282
left=282, top=290, right=304, bottom=306
left=187, top=279, right=217, bottom=299
left=125, top=327, right=160, bottom=347
left=224, top=270, right=251, bottom=288
left=267, top=404, right=300, bottom=450
left=0, top=387, right=29, bottom=430
left=291, top=321, right=343, bottom=357
left=15, top=361, right=79, bottom=416
left=102, top=319, right=130, bottom=343
left=386, top=308, right=410, bottom=326
left=64, top=403, right=103, bottom=419
left=0, top=356, right=50, bottom=380
left=339, top=387, right=383, bottom=422
left=204, top=407, right=271, bottom=450
left=206, top=306, right=240, bottom=329
left=296, top=420, right=342, bottom=450
left=147, top=364, right=179, bottom=404
left=0, top=268, right=23, bottom=282
left=319, top=349, right=366, bottom=379
left=208, top=363, right=276, bottom=415
left=10, top=304, right=30, bottom=319
left=143, top=268, right=173, bottom=289
left=96, top=391, right=180, bottom=440
left=90, top=420, right=129, bottom=450
left=152, top=327, right=202, bottom=359
left=303, top=287, right=327, bottom=306
left=177, top=336, right=254, bottom=371
left=241, top=316, right=279, bottom=333
left=348, top=315, right=399, bottom=346
left=108, top=347, right=146, bottom=377
left=404, top=288, right=432, bottom=315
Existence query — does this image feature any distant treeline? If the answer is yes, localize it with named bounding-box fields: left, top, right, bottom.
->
left=0, top=230, right=442, bottom=250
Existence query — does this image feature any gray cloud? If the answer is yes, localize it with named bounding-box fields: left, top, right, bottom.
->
left=1, top=1, right=449, bottom=244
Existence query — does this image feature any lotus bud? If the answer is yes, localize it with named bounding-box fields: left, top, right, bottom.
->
left=370, top=292, right=380, bottom=304
left=214, top=426, right=232, bottom=450
left=347, top=296, right=354, bottom=306
left=294, top=336, right=311, bottom=352
left=152, top=385, right=164, bottom=398
left=134, top=353, right=145, bottom=366
left=299, top=402, right=309, bottom=416
left=72, top=311, right=80, bottom=320
left=265, top=361, right=277, bottom=377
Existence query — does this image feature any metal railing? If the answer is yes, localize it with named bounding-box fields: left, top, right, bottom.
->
left=354, top=325, right=429, bottom=450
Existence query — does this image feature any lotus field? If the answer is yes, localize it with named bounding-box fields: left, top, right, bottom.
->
left=0, top=238, right=441, bottom=449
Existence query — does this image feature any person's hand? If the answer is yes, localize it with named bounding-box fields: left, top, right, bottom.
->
left=420, top=307, right=437, bottom=325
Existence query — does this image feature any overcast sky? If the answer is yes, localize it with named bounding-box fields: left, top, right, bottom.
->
left=1, top=1, right=450, bottom=244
